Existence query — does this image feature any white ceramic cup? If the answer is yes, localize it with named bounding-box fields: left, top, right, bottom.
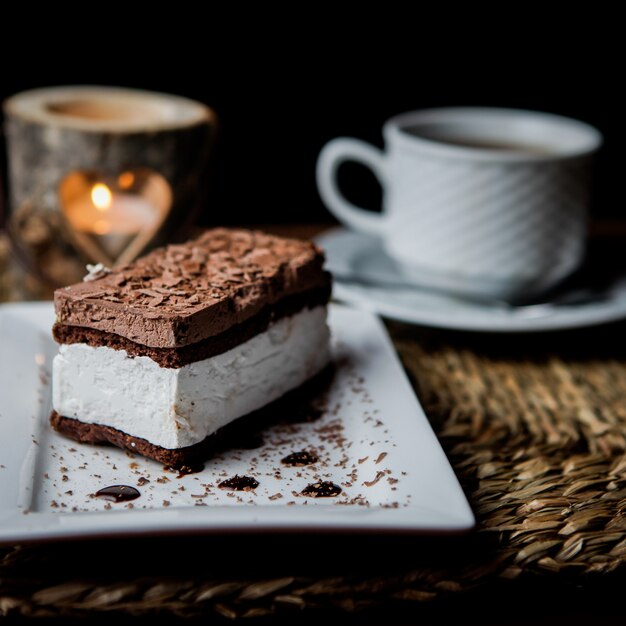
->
left=316, top=107, right=603, bottom=300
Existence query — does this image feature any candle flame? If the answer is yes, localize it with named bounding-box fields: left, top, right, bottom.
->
left=91, top=183, right=112, bottom=211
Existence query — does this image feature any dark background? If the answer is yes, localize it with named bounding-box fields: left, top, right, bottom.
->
left=1, top=36, right=622, bottom=227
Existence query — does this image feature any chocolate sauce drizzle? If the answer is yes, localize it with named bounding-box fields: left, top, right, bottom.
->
left=281, top=450, right=319, bottom=467
left=94, top=485, right=141, bottom=503
left=300, top=481, right=342, bottom=498
left=218, top=475, right=259, bottom=491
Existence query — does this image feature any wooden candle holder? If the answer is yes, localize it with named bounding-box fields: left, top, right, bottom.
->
left=3, top=86, right=217, bottom=298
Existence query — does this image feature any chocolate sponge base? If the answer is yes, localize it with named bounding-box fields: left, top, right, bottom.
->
left=50, top=364, right=334, bottom=469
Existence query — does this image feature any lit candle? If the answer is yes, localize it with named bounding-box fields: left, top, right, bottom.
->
left=63, top=181, right=160, bottom=262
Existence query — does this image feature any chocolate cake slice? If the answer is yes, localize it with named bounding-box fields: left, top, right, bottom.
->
left=50, top=228, right=332, bottom=467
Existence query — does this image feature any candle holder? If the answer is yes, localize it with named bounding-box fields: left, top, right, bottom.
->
left=2, top=86, right=217, bottom=299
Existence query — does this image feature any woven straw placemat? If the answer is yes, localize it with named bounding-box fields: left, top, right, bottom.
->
left=2, top=316, right=626, bottom=620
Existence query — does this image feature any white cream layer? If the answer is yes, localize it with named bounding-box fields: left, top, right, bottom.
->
left=52, top=306, right=330, bottom=449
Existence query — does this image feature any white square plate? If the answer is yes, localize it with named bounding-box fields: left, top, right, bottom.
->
left=0, top=302, right=474, bottom=542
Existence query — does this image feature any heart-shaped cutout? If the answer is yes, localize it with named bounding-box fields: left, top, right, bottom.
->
left=59, top=168, right=172, bottom=267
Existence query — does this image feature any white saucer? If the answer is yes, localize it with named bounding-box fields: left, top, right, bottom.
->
left=315, top=227, right=626, bottom=333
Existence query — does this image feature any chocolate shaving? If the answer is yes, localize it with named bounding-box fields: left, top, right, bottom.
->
left=138, top=288, right=165, bottom=298
left=363, top=471, right=386, bottom=487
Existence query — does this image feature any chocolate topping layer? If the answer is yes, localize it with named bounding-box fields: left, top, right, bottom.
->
left=53, top=286, right=331, bottom=367
left=54, top=228, right=328, bottom=348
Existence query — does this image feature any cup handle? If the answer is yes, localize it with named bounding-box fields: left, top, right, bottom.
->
left=316, top=138, right=387, bottom=236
